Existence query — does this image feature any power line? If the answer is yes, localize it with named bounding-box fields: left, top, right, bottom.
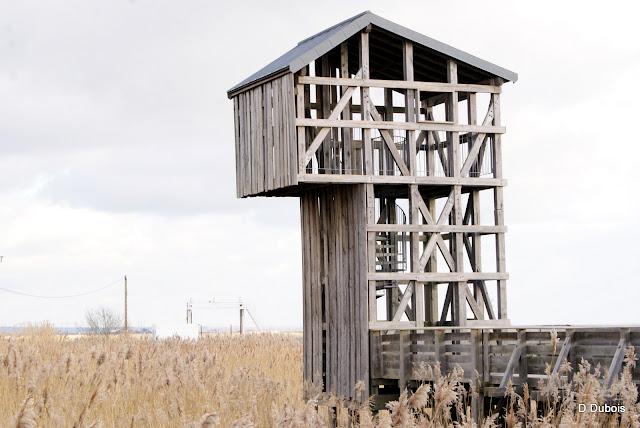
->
left=187, top=298, right=262, bottom=332
left=245, top=307, right=261, bottom=331
left=0, top=277, right=122, bottom=299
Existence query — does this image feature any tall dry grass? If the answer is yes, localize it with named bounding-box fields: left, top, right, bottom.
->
left=2, top=326, right=639, bottom=427
left=1, top=327, right=303, bottom=427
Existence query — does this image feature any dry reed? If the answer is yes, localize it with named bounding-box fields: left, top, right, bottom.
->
left=1, top=326, right=302, bottom=427
left=2, top=326, right=639, bottom=427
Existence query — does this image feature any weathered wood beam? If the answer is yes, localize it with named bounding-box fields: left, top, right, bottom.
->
left=295, top=118, right=506, bottom=134
left=392, top=283, right=414, bottom=323
left=462, top=284, right=484, bottom=321
left=418, top=234, right=440, bottom=273
left=297, top=76, right=502, bottom=93
left=360, top=29, right=373, bottom=175
left=426, top=197, right=439, bottom=325
left=340, top=42, right=353, bottom=174
left=411, top=186, right=457, bottom=271
left=300, top=70, right=363, bottom=170
left=369, top=272, right=508, bottom=282
left=296, top=74, right=307, bottom=179
left=604, top=329, right=630, bottom=389
left=404, top=41, right=417, bottom=176
left=551, top=330, right=573, bottom=375
left=491, top=83, right=508, bottom=320
left=297, top=173, right=507, bottom=186
left=440, top=286, right=453, bottom=324
left=320, top=56, right=332, bottom=173
left=368, top=321, right=415, bottom=330
left=409, top=183, right=424, bottom=327
left=368, top=101, right=410, bottom=176
left=499, top=338, right=525, bottom=388
left=447, top=59, right=467, bottom=326
left=427, top=111, right=449, bottom=176
left=477, top=282, right=496, bottom=320
left=367, top=184, right=377, bottom=326
left=460, top=102, right=494, bottom=177
left=368, top=224, right=506, bottom=234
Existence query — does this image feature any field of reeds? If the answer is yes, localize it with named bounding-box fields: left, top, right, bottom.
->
left=1, top=325, right=639, bottom=427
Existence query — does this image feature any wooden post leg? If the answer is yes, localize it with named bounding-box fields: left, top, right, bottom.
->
left=399, top=330, right=408, bottom=391
left=470, top=329, right=480, bottom=422
left=517, top=329, right=527, bottom=387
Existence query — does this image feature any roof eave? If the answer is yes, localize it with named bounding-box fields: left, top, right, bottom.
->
left=227, top=67, right=290, bottom=99
left=227, top=11, right=519, bottom=97
left=365, top=13, right=518, bottom=83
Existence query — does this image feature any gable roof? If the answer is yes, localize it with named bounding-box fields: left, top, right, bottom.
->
left=227, top=11, right=517, bottom=98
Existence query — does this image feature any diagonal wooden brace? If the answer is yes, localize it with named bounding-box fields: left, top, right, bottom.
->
left=368, top=99, right=411, bottom=176
left=300, top=69, right=362, bottom=170
left=392, top=282, right=414, bottom=323
left=460, top=101, right=494, bottom=177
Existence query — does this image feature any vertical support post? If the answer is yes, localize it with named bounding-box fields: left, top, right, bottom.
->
left=360, top=27, right=373, bottom=175
left=186, top=301, right=192, bottom=324
left=383, top=88, right=394, bottom=175
left=404, top=41, right=421, bottom=328
left=434, top=329, right=444, bottom=369
left=358, top=184, right=371, bottom=397
left=426, top=198, right=438, bottom=325
left=472, top=191, right=485, bottom=319
left=467, top=93, right=485, bottom=319
left=425, top=100, right=435, bottom=176
left=517, top=329, right=527, bottom=386
left=296, top=69, right=307, bottom=174
left=304, top=75, right=312, bottom=173
left=239, top=303, right=245, bottom=335
left=410, top=186, right=424, bottom=328
left=491, top=80, right=508, bottom=319
left=312, top=60, right=323, bottom=174
left=124, top=275, right=128, bottom=333
left=320, top=56, right=332, bottom=174
left=368, top=332, right=380, bottom=397
left=403, top=41, right=417, bottom=176
left=398, top=330, right=409, bottom=390
left=447, top=59, right=466, bottom=325
left=340, top=42, right=353, bottom=174
left=482, top=330, right=490, bottom=384
left=471, top=329, right=484, bottom=423
left=329, top=63, right=339, bottom=175
left=366, top=184, right=377, bottom=325
left=389, top=199, right=399, bottom=319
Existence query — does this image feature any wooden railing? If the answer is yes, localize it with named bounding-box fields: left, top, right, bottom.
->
left=366, top=182, right=508, bottom=329
left=370, top=326, right=640, bottom=397
left=294, top=76, right=503, bottom=183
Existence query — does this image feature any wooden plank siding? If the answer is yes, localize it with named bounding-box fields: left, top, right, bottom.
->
left=232, top=73, right=297, bottom=197
left=370, top=326, right=640, bottom=399
left=300, top=184, right=369, bottom=400
left=229, top=22, right=520, bottom=410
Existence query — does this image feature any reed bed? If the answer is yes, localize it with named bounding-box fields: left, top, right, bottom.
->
left=2, top=326, right=639, bottom=427
left=1, top=326, right=303, bottom=427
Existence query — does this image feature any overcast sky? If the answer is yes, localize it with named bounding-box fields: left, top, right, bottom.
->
left=1, top=0, right=639, bottom=329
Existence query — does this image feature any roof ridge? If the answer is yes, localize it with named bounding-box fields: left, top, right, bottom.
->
left=227, top=12, right=517, bottom=98
left=296, top=11, right=371, bottom=45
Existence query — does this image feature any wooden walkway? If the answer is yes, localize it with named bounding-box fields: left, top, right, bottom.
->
left=370, top=325, right=640, bottom=400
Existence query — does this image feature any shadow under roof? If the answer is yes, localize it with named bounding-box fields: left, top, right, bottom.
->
left=227, top=11, right=517, bottom=98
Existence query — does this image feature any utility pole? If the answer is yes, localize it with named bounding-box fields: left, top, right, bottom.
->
left=186, top=301, right=193, bottom=324
left=124, top=275, right=128, bottom=333
left=239, top=302, right=244, bottom=335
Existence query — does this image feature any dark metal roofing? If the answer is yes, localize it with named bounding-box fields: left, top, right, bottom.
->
left=227, top=11, right=517, bottom=98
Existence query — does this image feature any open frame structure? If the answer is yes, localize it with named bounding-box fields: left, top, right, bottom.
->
left=227, top=11, right=639, bottom=418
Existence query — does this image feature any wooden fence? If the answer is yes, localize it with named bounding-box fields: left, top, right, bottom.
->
left=370, top=326, right=640, bottom=398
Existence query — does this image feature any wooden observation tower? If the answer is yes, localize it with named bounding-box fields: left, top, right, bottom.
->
left=228, top=11, right=639, bottom=414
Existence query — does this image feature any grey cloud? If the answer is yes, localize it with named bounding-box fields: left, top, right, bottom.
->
left=2, top=0, right=640, bottom=328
